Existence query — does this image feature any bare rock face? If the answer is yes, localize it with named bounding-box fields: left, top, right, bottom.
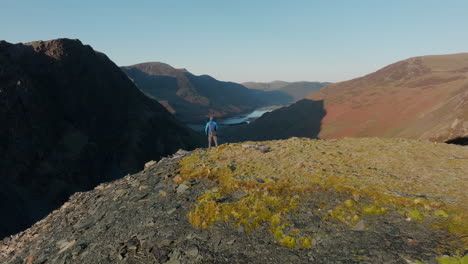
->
left=1, top=138, right=466, bottom=263
left=0, top=39, right=202, bottom=238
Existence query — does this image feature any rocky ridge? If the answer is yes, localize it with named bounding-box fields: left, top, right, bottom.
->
left=1, top=138, right=467, bottom=264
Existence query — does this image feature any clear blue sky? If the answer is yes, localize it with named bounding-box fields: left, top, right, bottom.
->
left=2, top=0, right=468, bottom=82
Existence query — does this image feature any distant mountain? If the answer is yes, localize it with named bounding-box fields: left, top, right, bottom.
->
left=242, top=80, right=291, bottom=91
left=122, top=63, right=292, bottom=122
left=0, top=39, right=202, bottom=238
left=278, top=82, right=330, bottom=101
left=243, top=81, right=329, bottom=101
left=227, top=53, right=468, bottom=142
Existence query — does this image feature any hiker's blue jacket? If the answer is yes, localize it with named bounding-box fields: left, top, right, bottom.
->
left=205, top=120, right=218, bottom=135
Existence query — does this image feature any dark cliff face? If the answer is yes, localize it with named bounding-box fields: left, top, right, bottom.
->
left=0, top=39, right=202, bottom=238
left=121, top=63, right=292, bottom=123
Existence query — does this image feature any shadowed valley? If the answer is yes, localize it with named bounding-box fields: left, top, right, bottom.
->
left=122, top=63, right=294, bottom=123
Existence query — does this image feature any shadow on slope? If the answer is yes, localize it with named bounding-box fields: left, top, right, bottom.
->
left=445, top=137, right=468, bottom=146
left=221, top=99, right=326, bottom=142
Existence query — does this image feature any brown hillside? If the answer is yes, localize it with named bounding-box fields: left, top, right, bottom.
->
left=308, top=53, right=468, bottom=141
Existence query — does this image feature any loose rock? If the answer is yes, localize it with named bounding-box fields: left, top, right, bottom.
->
left=176, top=184, right=190, bottom=194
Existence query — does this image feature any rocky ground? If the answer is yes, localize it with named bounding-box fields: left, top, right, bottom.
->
left=0, top=138, right=467, bottom=264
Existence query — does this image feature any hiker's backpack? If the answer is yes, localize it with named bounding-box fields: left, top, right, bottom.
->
left=208, top=121, right=217, bottom=132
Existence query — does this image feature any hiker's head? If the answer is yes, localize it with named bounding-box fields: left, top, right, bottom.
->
left=209, top=115, right=214, bottom=121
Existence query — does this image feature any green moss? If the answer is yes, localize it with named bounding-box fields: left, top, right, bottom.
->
left=344, top=199, right=356, bottom=208
left=188, top=191, right=298, bottom=232
left=279, top=236, right=297, bottom=248
left=270, top=213, right=282, bottom=228
left=435, top=210, right=449, bottom=218
left=362, top=204, right=388, bottom=215
left=437, top=255, right=468, bottom=264
left=409, top=209, right=424, bottom=221
left=300, top=237, right=313, bottom=248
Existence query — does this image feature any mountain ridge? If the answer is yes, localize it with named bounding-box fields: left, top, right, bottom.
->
left=243, top=80, right=330, bottom=102
left=122, top=63, right=292, bottom=122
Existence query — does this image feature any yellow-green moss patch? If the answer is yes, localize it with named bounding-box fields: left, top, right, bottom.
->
left=437, top=255, right=468, bottom=264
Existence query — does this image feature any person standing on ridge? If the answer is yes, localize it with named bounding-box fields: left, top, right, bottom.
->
left=205, top=115, right=219, bottom=148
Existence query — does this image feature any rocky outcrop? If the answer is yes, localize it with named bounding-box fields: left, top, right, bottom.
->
left=0, top=39, right=202, bottom=239
left=121, top=63, right=292, bottom=123
left=1, top=138, right=466, bottom=263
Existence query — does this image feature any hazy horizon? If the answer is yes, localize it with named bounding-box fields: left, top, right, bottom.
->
left=2, top=0, right=468, bottom=83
